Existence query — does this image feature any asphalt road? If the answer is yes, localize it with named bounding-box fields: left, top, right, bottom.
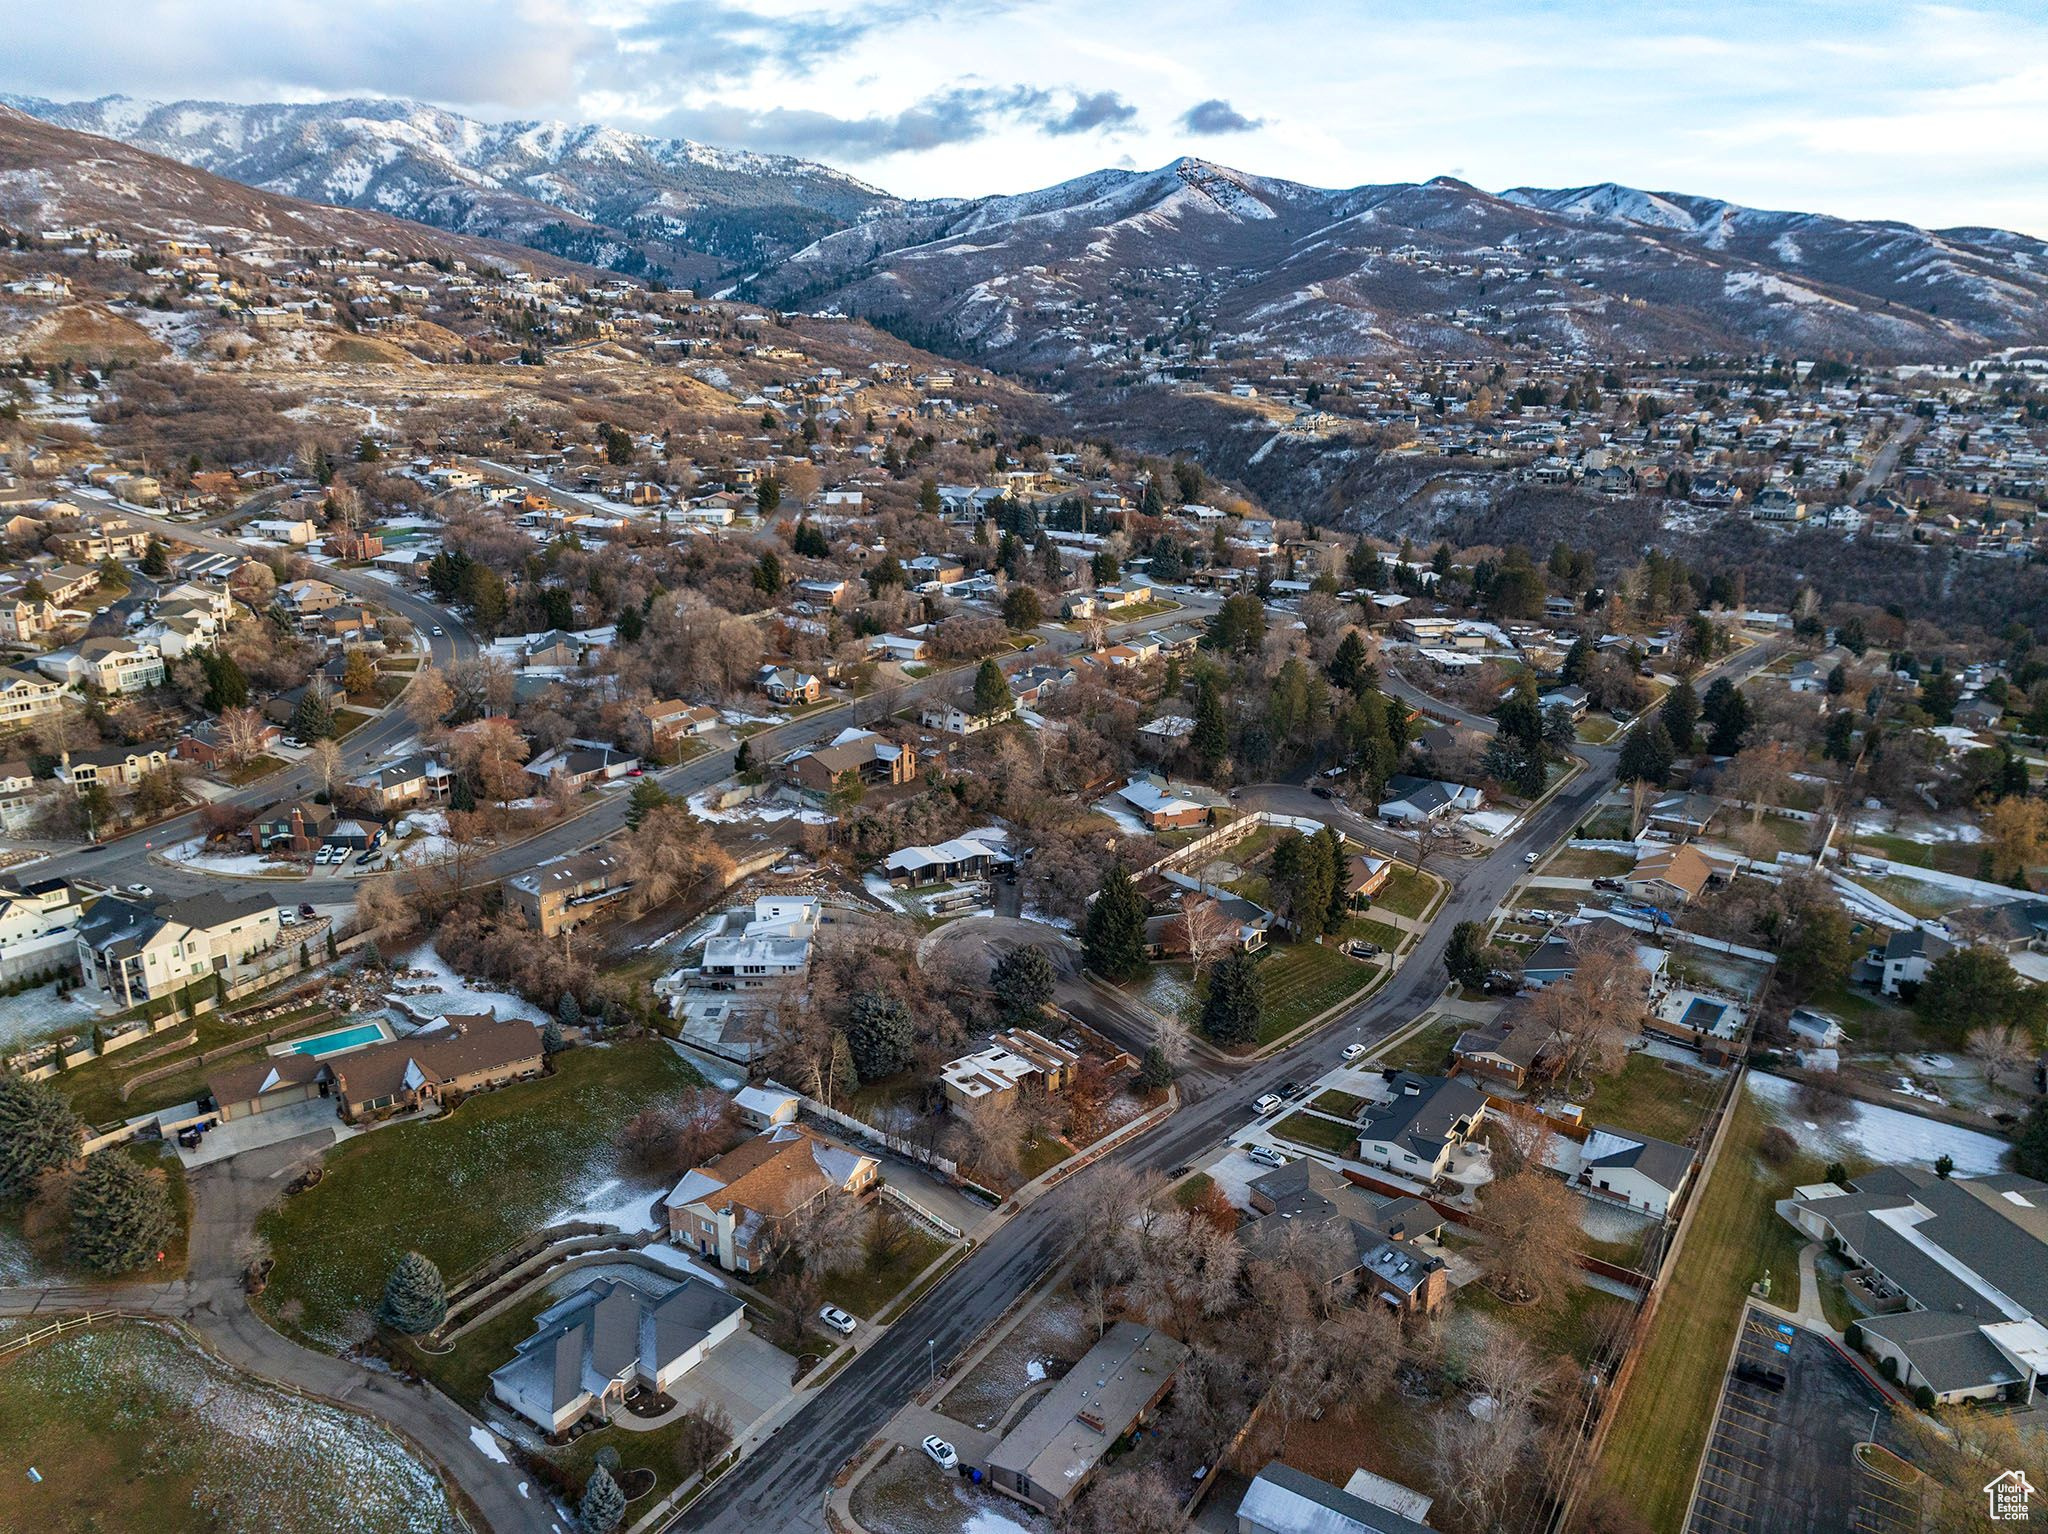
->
left=671, top=636, right=1781, bottom=1534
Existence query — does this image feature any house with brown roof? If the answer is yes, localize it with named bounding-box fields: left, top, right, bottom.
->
left=206, top=1014, right=544, bottom=1124
left=1625, top=843, right=1716, bottom=907
left=785, top=728, right=917, bottom=796
left=639, top=699, right=720, bottom=749
left=663, top=1124, right=879, bottom=1273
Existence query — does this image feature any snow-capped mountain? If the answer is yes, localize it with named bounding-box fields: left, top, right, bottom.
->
left=3, top=95, right=900, bottom=282
left=753, top=161, right=2048, bottom=363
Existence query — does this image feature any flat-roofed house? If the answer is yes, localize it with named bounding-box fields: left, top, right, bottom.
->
left=939, top=1028, right=1080, bottom=1111
left=506, top=850, right=629, bottom=939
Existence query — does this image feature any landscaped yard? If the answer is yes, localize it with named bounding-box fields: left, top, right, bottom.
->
left=1847, top=830, right=1986, bottom=879
left=1374, top=867, right=1442, bottom=920
left=0, top=1321, right=460, bottom=1534
left=1311, top=1088, right=1367, bottom=1117
left=1544, top=846, right=1634, bottom=879
left=1590, top=1090, right=1820, bottom=1532
left=819, top=1225, right=953, bottom=1320
left=52, top=1005, right=333, bottom=1128
left=1459, top=1281, right=1637, bottom=1371
left=1339, top=915, right=1406, bottom=952
left=1272, top=1110, right=1359, bottom=1155
left=256, top=1041, right=699, bottom=1346
left=1577, top=1052, right=1721, bottom=1145
left=1252, top=942, right=1376, bottom=1044
left=1374, top=1015, right=1464, bottom=1073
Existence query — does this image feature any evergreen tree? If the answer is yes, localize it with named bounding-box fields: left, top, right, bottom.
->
left=735, top=738, right=755, bottom=778
left=1617, top=721, right=1675, bottom=787
left=380, top=1251, right=447, bottom=1334
left=793, top=520, right=829, bottom=558
left=201, top=649, right=249, bottom=711
left=325, top=929, right=339, bottom=963
left=1082, top=868, right=1149, bottom=982
left=1136, top=1045, right=1175, bottom=1091
left=290, top=687, right=336, bottom=741
left=0, top=1074, right=83, bottom=1200
left=1191, top=675, right=1228, bottom=774
left=542, top=1018, right=566, bottom=1056
left=755, top=473, right=781, bottom=515
left=752, top=550, right=784, bottom=594
left=139, top=537, right=169, bottom=578
left=67, top=1150, right=175, bottom=1274
left=990, top=944, right=1055, bottom=1020
left=972, top=658, right=1010, bottom=722
left=1443, top=921, right=1490, bottom=989
left=1316, top=826, right=1350, bottom=935
left=615, top=605, right=644, bottom=643
left=626, top=777, right=671, bottom=829
left=1561, top=635, right=1593, bottom=686
left=1701, top=677, right=1752, bottom=755
left=2015, top=1100, right=2048, bottom=1181
left=918, top=478, right=941, bottom=518
left=559, top=992, right=583, bottom=1027
left=1327, top=630, right=1371, bottom=692
left=1660, top=677, right=1699, bottom=754
left=580, top=1465, right=626, bottom=1534
left=1002, top=586, right=1043, bottom=630
left=1200, top=950, right=1263, bottom=1046
left=846, top=993, right=916, bottom=1081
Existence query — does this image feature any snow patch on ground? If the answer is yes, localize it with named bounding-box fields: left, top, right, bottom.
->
left=1747, top=1071, right=2009, bottom=1174
left=549, top=1176, right=662, bottom=1235
left=639, top=1242, right=731, bottom=1287
left=468, top=1426, right=510, bottom=1464
left=1089, top=797, right=1152, bottom=838
left=163, top=836, right=296, bottom=876
left=0, top=979, right=110, bottom=1051
left=384, top=943, right=552, bottom=1027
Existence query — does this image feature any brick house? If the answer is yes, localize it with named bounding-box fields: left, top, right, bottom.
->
left=663, top=1124, right=879, bottom=1273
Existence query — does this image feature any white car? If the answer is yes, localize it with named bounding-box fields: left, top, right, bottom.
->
left=1342, top=1043, right=1367, bottom=1063
left=1523, top=851, right=1541, bottom=865
left=1247, top=1145, right=1290, bottom=1169
left=126, top=883, right=153, bottom=898
left=818, top=1305, right=858, bottom=1336
left=922, top=1435, right=958, bottom=1472
left=281, top=735, right=307, bottom=750
left=1253, top=1093, right=1283, bottom=1115
left=430, top=625, right=444, bottom=636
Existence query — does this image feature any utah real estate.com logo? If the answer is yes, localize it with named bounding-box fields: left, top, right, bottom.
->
left=1987, top=1470, right=2037, bottom=1522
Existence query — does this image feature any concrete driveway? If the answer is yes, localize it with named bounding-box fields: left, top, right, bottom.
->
left=176, top=1096, right=356, bottom=1169
left=665, top=1328, right=799, bottom=1437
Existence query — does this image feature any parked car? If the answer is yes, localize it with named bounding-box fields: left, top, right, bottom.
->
left=298, top=903, right=317, bottom=918
left=921, top=1436, right=959, bottom=1472
left=819, top=1305, right=858, bottom=1335
left=430, top=625, right=444, bottom=636
left=126, top=883, right=153, bottom=898
left=1592, top=877, right=1626, bottom=893
left=1247, top=1145, right=1290, bottom=1168
left=1523, top=851, right=1540, bottom=865
left=355, top=850, right=380, bottom=867
left=1253, top=1093, right=1283, bottom=1115
left=1279, top=1081, right=1305, bottom=1100
left=281, top=735, right=307, bottom=750
left=1342, top=1042, right=1368, bottom=1062
left=279, top=909, right=299, bottom=927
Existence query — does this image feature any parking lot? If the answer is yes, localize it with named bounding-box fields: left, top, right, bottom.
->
left=1686, top=1309, right=1920, bottom=1534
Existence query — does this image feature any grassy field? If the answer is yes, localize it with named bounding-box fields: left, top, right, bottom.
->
left=1339, top=915, right=1406, bottom=951
left=1578, top=715, right=1622, bottom=744
left=1461, top=1282, right=1637, bottom=1369
left=1374, top=867, right=1442, bottom=920
left=1579, top=1052, right=1721, bottom=1145
left=1171, top=1172, right=1216, bottom=1209
left=413, top=1290, right=553, bottom=1409
left=0, top=1321, right=458, bottom=1534
left=1311, top=1089, right=1367, bottom=1117
left=819, top=1226, right=953, bottom=1319
left=1272, top=1110, right=1359, bottom=1155
left=1253, top=942, right=1376, bottom=1044
left=1590, top=1088, right=1821, bottom=1532
left=1847, top=831, right=1985, bottom=878
left=1375, top=1015, right=1464, bottom=1073
left=257, top=1041, right=698, bottom=1345
left=1545, top=846, right=1634, bottom=879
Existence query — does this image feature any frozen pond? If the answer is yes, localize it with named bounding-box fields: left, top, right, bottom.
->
left=1747, top=1072, right=2009, bottom=1176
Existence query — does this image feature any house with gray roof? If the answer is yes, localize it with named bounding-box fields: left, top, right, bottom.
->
left=1786, top=1167, right=2048, bottom=1404
left=1574, top=1125, right=1694, bottom=1217
left=1237, top=1462, right=1435, bottom=1534
left=1242, top=1159, right=1451, bottom=1315
left=490, top=1274, right=745, bottom=1434
left=1355, top=1072, right=1488, bottom=1182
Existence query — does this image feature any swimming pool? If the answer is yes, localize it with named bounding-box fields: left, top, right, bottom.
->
left=284, top=1022, right=390, bottom=1058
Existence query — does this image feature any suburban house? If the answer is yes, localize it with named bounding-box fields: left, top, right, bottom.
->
left=1861, top=927, right=1953, bottom=997
left=1241, top=1159, right=1452, bottom=1316
left=506, top=850, right=630, bottom=939
left=1787, top=1168, right=2048, bottom=1405
left=1345, top=852, right=1394, bottom=907
left=1237, top=1463, right=1436, bottom=1534
left=77, top=891, right=280, bottom=1006
left=175, top=718, right=285, bottom=768
left=523, top=741, right=640, bottom=792
left=1573, top=1125, right=1694, bottom=1217
left=490, top=1274, right=746, bottom=1435
left=698, top=898, right=820, bottom=989
left=1116, top=773, right=1227, bottom=831
left=1450, top=1015, right=1554, bottom=1090
left=1377, top=775, right=1484, bottom=824
left=732, top=1084, right=801, bottom=1132
left=348, top=752, right=452, bottom=811
left=639, top=699, right=720, bottom=749
left=663, top=1123, right=879, bottom=1273
left=785, top=728, right=917, bottom=795
left=882, top=832, right=1010, bottom=887
left=1355, top=1072, right=1488, bottom=1182
left=1625, top=843, right=1717, bottom=907
left=939, top=1028, right=1081, bottom=1112
left=207, top=1014, right=545, bottom=1123
left=247, top=800, right=336, bottom=855
left=758, top=665, right=822, bottom=705
left=1144, top=888, right=1271, bottom=957
left=919, top=697, right=1013, bottom=734
left=985, top=1323, right=1189, bottom=1513
left=0, top=665, right=67, bottom=724
left=55, top=744, right=171, bottom=796
left=1645, top=791, right=1721, bottom=839
left=0, top=879, right=87, bottom=984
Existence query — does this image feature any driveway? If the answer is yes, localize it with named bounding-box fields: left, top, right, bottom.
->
left=660, top=1328, right=798, bottom=1440
left=174, top=1096, right=357, bottom=1169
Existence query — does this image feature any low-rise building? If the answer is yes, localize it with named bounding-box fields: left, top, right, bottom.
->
left=506, top=850, right=630, bottom=938
left=698, top=897, right=820, bottom=989
left=785, top=728, right=916, bottom=796
left=1116, top=773, right=1225, bottom=831
left=56, top=743, right=171, bottom=796
left=349, top=751, right=452, bottom=811
left=939, top=1028, right=1080, bottom=1111
left=77, top=891, right=279, bottom=1006
left=0, top=878, right=86, bottom=984
left=1355, top=1072, right=1487, bottom=1182
left=663, top=1123, right=879, bottom=1273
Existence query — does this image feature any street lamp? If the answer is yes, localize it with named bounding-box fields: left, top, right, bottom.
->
left=928, top=1338, right=936, bottom=1385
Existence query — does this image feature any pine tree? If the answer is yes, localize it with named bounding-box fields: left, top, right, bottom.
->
left=542, top=1018, right=566, bottom=1055
left=972, top=658, right=1010, bottom=723
left=579, top=1465, right=626, bottom=1534
left=325, top=930, right=339, bottom=963
left=1617, top=722, right=1675, bottom=787
left=1200, top=950, right=1263, bottom=1046
left=1443, top=921, right=1490, bottom=988
left=0, top=1074, right=83, bottom=1200
left=734, top=738, right=755, bottom=778
left=626, top=777, right=671, bottom=829
left=1315, top=826, right=1350, bottom=935
left=1136, top=1046, right=1175, bottom=1091
left=1660, top=677, right=1699, bottom=754
left=1191, top=675, right=1228, bottom=774
left=559, top=992, right=583, bottom=1027
left=1082, top=868, right=1149, bottom=982
left=380, top=1251, right=447, bottom=1334
left=990, top=944, right=1055, bottom=1020
left=67, top=1150, right=175, bottom=1274
left=846, top=993, right=915, bottom=1081
left=1327, top=631, right=1370, bottom=692
left=139, top=538, right=169, bottom=578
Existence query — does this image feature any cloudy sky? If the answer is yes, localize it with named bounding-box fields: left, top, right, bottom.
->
left=7, top=0, right=2048, bottom=233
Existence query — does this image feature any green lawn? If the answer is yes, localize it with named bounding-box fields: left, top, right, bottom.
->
left=1311, top=1089, right=1367, bottom=1117
left=1339, top=916, right=1406, bottom=952
left=0, top=1321, right=457, bottom=1534
left=1591, top=1089, right=1821, bottom=1532
left=1172, top=1172, right=1215, bottom=1210
left=1461, top=1281, right=1638, bottom=1370
left=1271, top=1110, right=1359, bottom=1155
left=330, top=708, right=378, bottom=739
left=256, top=1041, right=699, bottom=1345
left=1252, top=942, right=1377, bottom=1044
left=221, top=753, right=285, bottom=786
left=411, top=1289, right=553, bottom=1410
left=1374, top=1016, right=1464, bottom=1073
left=819, top=1226, right=953, bottom=1320
left=1847, top=831, right=1986, bottom=878
left=1544, top=846, right=1634, bottom=879
left=1578, top=715, right=1621, bottom=744
left=1374, top=867, right=1442, bottom=920
left=53, top=1009, right=332, bottom=1128
left=1578, top=1052, right=1720, bottom=1145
